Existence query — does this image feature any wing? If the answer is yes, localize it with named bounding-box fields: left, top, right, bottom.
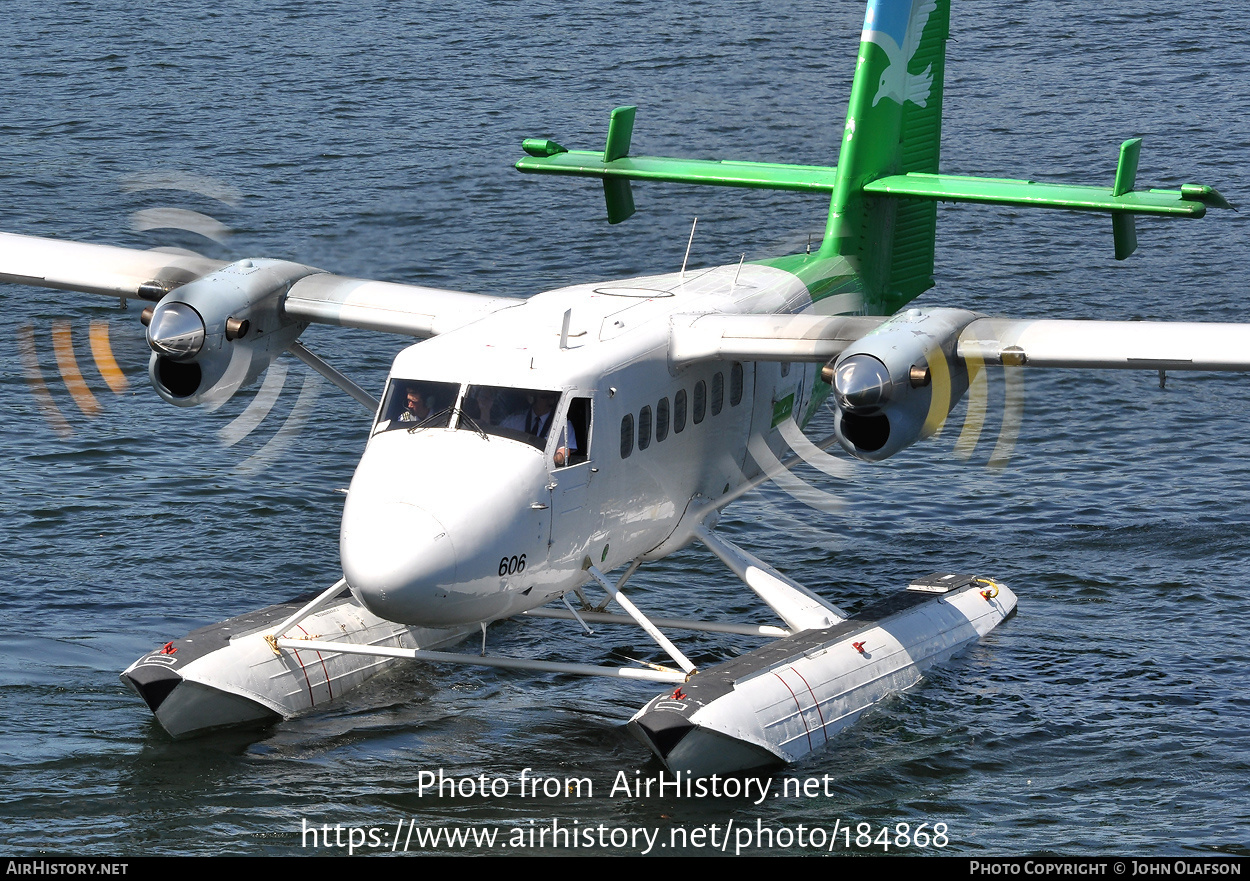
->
left=957, top=318, right=1250, bottom=371
left=670, top=306, right=1250, bottom=462
left=0, top=231, right=518, bottom=408
left=0, top=231, right=226, bottom=298
left=281, top=272, right=515, bottom=338
left=0, top=231, right=515, bottom=336
left=670, top=310, right=1250, bottom=371
left=668, top=313, right=887, bottom=364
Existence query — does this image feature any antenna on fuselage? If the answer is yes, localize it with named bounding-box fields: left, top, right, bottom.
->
left=560, top=308, right=572, bottom=349
left=679, top=216, right=698, bottom=283
left=731, top=253, right=745, bottom=294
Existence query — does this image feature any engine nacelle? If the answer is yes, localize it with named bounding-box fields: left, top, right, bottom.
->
left=146, top=259, right=323, bottom=407
left=827, top=308, right=979, bottom=461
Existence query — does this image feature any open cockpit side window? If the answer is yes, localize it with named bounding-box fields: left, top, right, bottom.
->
left=562, top=397, right=590, bottom=467
left=557, top=396, right=591, bottom=467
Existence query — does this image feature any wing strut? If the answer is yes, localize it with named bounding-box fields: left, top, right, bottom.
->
left=287, top=341, right=378, bottom=412
left=693, top=525, right=846, bottom=631
left=585, top=565, right=698, bottom=676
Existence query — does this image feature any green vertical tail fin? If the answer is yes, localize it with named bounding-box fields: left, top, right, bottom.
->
left=823, top=0, right=950, bottom=313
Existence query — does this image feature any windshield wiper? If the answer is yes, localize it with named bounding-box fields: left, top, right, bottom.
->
left=406, top=406, right=454, bottom=433
left=455, top=408, right=490, bottom=441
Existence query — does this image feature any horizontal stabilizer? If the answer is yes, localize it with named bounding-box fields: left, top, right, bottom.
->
left=518, top=151, right=841, bottom=194
left=519, top=110, right=1227, bottom=264
left=862, top=173, right=1223, bottom=218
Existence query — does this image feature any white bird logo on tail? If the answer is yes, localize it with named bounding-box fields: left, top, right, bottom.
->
left=862, top=0, right=936, bottom=107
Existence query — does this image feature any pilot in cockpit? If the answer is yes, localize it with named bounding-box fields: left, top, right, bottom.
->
left=398, top=386, right=432, bottom=423
left=500, top=390, right=557, bottom=437
left=375, top=379, right=459, bottom=434
left=499, top=390, right=580, bottom=466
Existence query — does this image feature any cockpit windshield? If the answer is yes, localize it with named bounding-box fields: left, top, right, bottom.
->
left=374, top=380, right=586, bottom=467
left=375, top=379, right=460, bottom=432
left=460, top=385, right=561, bottom=450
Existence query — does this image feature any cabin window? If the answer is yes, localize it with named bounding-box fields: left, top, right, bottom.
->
left=638, top=405, right=653, bottom=451
left=375, top=379, right=461, bottom=433
left=674, top=389, right=687, bottom=434
left=620, top=413, right=634, bottom=458
left=730, top=362, right=744, bottom=406
left=656, top=397, right=670, bottom=442
left=693, top=381, right=706, bottom=425
left=711, top=372, right=724, bottom=416
left=780, top=361, right=791, bottom=378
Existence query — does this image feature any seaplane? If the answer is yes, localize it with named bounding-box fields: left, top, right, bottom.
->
left=2, top=0, right=1245, bottom=777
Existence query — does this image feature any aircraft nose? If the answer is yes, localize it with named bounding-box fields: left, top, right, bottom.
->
left=340, top=501, right=459, bottom=623
left=340, top=428, right=552, bottom=627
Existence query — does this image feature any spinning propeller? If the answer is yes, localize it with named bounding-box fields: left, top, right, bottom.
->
left=823, top=308, right=1024, bottom=467
left=746, top=304, right=1030, bottom=515
left=16, top=172, right=322, bottom=473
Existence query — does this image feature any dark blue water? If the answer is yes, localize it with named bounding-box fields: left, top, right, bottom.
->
left=2, top=0, right=1249, bottom=857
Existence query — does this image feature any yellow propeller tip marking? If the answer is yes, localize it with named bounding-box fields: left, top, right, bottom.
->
left=89, top=321, right=130, bottom=395
left=52, top=321, right=102, bottom=417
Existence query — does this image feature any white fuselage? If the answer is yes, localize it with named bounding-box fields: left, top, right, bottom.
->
left=339, top=261, right=841, bottom=627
